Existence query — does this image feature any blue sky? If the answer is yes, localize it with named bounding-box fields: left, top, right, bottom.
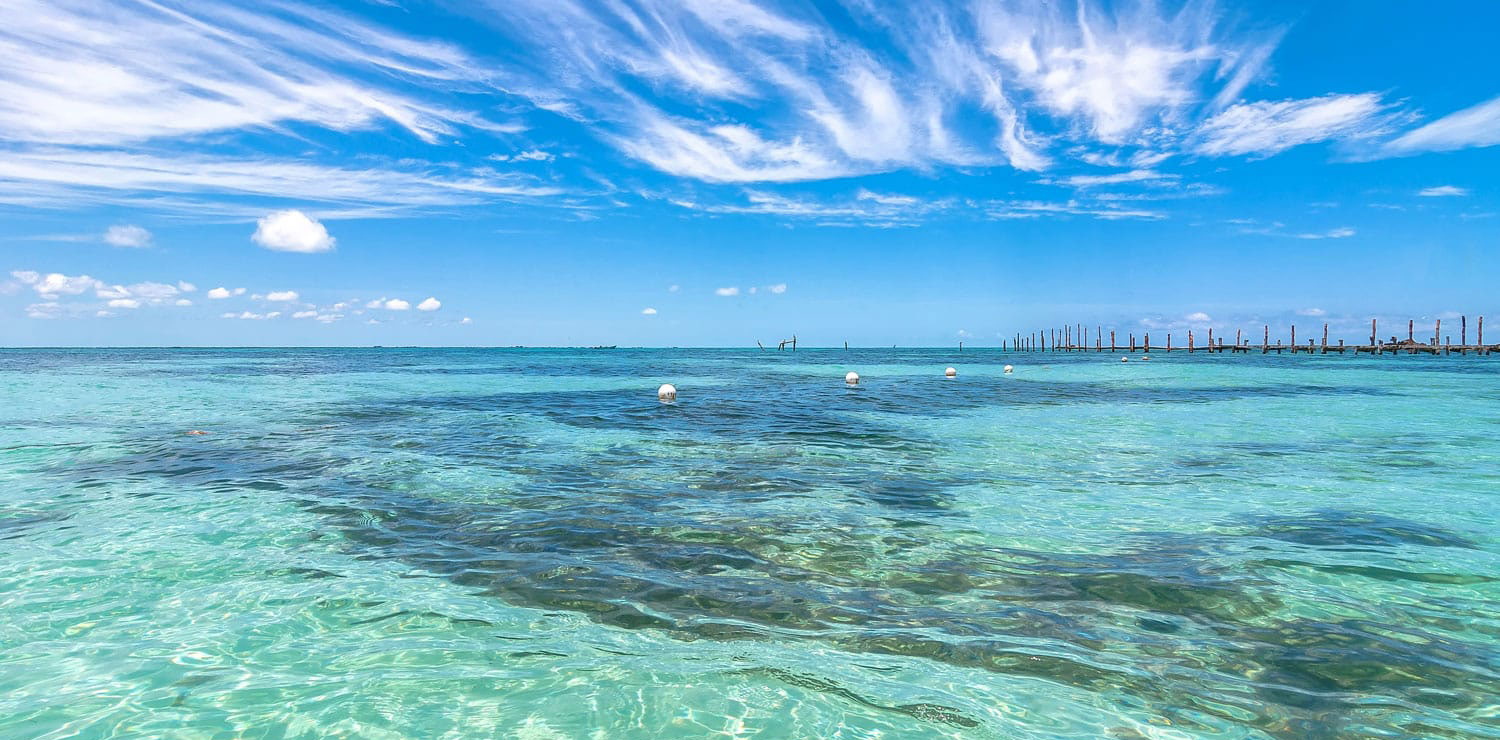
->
left=2, top=0, right=1498, bottom=347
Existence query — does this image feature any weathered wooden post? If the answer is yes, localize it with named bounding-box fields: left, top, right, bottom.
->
left=1236, top=329, right=1242, bottom=353
left=1480, top=316, right=1485, bottom=355
left=1291, top=324, right=1296, bottom=353
left=1167, top=333, right=1172, bottom=352
left=1371, top=319, right=1377, bottom=354
left=1263, top=325, right=1269, bottom=354
left=1408, top=319, right=1414, bottom=344
left=1435, top=319, right=1441, bottom=352
left=1462, top=316, right=1468, bottom=349
left=1111, top=330, right=1116, bottom=352
left=1322, top=323, right=1328, bottom=354
left=1188, top=330, right=1194, bottom=352
left=1146, top=333, right=1152, bottom=352
left=1097, top=326, right=1102, bottom=352
left=1130, top=333, right=1136, bottom=352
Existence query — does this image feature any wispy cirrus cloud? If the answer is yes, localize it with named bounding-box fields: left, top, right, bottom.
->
left=1295, top=226, right=1356, bottom=239
left=0, top=0, right=1474, bottom=235
left=662, top=186, right=1165, bottom=226
left=0, top=149, right=563, bottom=215
left=1381, top=95, right=1500, bottom=157
left=468, top=0, right=1296, bottom=182
left=1417, top=185, right=1468, bottom=197
left=1054, top=169, right=1175, bottom=187
left=1230, top=220, right=1354, bottom=239
left=1194, top=94, right=1392, bottom=157
left=0, top=0, right=505, bottom=146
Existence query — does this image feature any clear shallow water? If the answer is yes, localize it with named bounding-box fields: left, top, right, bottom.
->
left=1, top=348, right=1498, bottom=740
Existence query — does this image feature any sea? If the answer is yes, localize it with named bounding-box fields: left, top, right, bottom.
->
left=1, top=348, right=1497, bottom=739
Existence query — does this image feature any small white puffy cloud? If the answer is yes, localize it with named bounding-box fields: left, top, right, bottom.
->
left=1185, top=311, right=1211, bottom=322
left=24, top=272, right=101, bottom=299
left=384, top=298, right=410, bottom=310
left=714, top=286, right=739, bottom=296
left=96, top=310, right=113, bottom=317
left=175, top=298, right=192, bottom=306
left=265, top=311, right=281, bottom=319
left=1297, top=307, right=1327, bottom=316
left=1418, top=185, right=1468, bottom=197
left=266, top=290, right=299, bottom=302
left=107, top=298, right=141, bottom=309
left=460, top=317, right=472, bottom=324
left=365, top=298, right=384, bottom=309
left=668, top=284, right=680, bottom=293
left=292, top=310, right=317, bottom=319
left=177, top=281, right=196, bottom=292
left=641, top=307, right=658, bottom=315
left=124, top=282, right=179, bottom=300
left=416, top=297, right=441, bottom=311
left=251, top=210, right=335, bottom=253
left=104, top=224, right=151, bottom=248
left=768, top=283, right=787, bottom=294
left=206, top=287, right=233, bottom=299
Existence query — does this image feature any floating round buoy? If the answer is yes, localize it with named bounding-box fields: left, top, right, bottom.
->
left=186, top=430, right=209, bottom=436
left=1121, top=357, right=1130, bottom=363
left=1142, top=355, right=1151, bottom=361
left=945, top=367, right=957, bottom=377
left=845, top=371, right=860, bottom=385
left=657, top=383, right=677, bottom=402
left=1003, top=365, right=1014, bottom=374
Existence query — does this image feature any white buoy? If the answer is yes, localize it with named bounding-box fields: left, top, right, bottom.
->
left=657, top=383, right=677, bottom=402
left=1121, top=357, right=1130, bottom=363
left=1142, top=355, right=1151, bottom=361
left=845, top=371, right=860, bottom=385
left=1003, top=365, right=1014, bottom=374
left=945, top=367, right=957, bottom=377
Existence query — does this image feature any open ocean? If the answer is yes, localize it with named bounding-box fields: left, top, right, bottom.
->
left=1, top=348, right=1497, bottom=740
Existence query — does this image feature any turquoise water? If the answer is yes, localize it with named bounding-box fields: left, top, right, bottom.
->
left=2, top=348, right=1498, bottom=739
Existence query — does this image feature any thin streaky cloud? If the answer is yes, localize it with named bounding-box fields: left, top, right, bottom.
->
left=1417, top=185, right=1468, bottom=197
left=1382, top=95, right=1500, bottom=156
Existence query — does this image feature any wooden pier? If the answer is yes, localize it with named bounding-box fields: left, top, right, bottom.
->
left=1004, top=317, right=1493, bottom=355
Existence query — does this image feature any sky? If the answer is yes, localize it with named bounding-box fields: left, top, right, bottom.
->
left=1, top=0, right=1498, bottom=347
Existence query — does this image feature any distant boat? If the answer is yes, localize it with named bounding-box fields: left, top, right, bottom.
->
left=589, top=345, right=617, bottom=350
